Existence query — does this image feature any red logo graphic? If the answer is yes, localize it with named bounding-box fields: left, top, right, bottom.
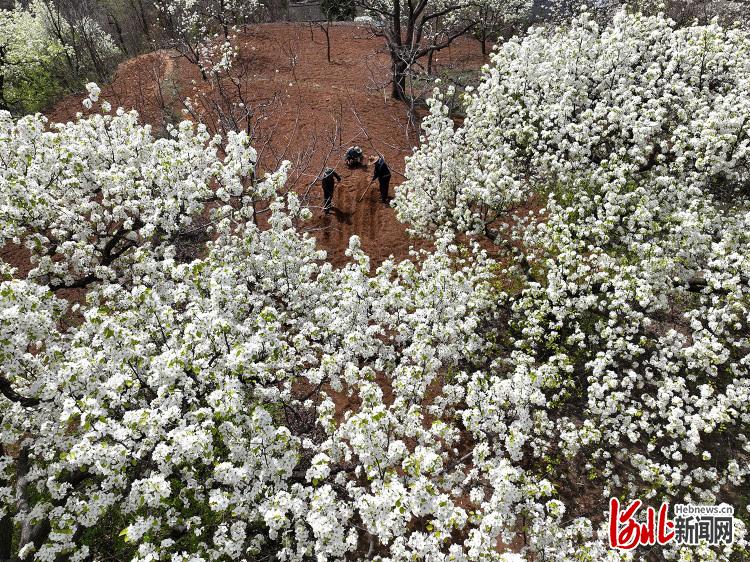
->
left=609, top=498, right=675, bottom=550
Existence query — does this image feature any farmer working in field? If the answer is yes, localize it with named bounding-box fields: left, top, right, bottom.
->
left=345, top=146, right=364, bottom=168
left=321, top=167, right=341, bottom=214
left=370, top=154, right=391, bottom=204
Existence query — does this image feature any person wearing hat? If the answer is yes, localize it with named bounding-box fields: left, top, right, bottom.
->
left=370, top=154, right=391, bottom=204
left=321, top=167, right=341, bottom=214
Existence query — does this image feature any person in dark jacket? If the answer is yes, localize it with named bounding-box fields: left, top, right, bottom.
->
left=321, top=167, right=341, bottom=214
left=370, top=154, right=391, bottom=204
left=345, top=146, right=364, bottom=167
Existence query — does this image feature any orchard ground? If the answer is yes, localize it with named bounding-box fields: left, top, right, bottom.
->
left=32, top=24, right=489, bottom=268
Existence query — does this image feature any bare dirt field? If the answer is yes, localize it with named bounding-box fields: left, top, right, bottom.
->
left=41, top=24, right=489, bottom=268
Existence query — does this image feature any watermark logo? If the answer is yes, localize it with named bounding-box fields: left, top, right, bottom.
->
left=609, top=498, right=674, bottom=549
left=609, top=498, right=734, bottom=550
left=673, top=504, right=734, bottom=546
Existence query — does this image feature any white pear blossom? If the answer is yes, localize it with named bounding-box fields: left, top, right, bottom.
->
left=396, top=9, right=750, bottom=559
left=3, top=9, right=750, bottom=561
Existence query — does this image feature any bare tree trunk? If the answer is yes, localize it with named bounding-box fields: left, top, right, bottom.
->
left=317, top=22, right=332, bottom=63
left=136, top=0, right=151, bottom=38
left=0, top=68, right=8, bottom=111
left=391, top=58, right=407, bottom=101
left=107, top=11, right=129, bottom=56
left=0, top=514, right=11, bottom=560
left=0, top=446, right=11, bottom=559
left=325, top=24, right=331, bottom=63
left=82, top=26, right=110, bottom=82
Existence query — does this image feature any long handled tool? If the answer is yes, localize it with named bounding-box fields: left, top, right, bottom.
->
left=357, top=178, right=375, bottom=202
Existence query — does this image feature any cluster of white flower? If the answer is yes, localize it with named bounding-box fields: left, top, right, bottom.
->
left=0, top=1, right=68, bottom=112
left=397, top=8, right=750, bottom=559
left=0, top=98, right=610, bottom=558
left=0, top=0, right=119, bottom=113
left=198, top=40, right=238, bottom=76
left=155, top=0, right=259, bottom=72
left=2, top=8, right=750, bottom=562
left=0, top=102, right=261, bottom=291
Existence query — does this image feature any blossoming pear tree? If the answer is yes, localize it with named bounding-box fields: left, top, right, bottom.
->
left=397, top=11, right=750, bottom=240
left=0, top=88, right=631, bottom=560
left=154, top=0, right=259, bottom=74
left=396, top=9, right=750, bottom=559
left=0, top=2, right=66, bottom=113
left=0, top=83, right=264, bottom=292
left=3, top=9, right=750, bottom=560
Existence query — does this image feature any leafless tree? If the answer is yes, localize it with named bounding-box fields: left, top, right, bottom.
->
left=355, top=0, right=479, bottom=102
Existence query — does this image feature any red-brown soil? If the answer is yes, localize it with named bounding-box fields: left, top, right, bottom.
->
left=43, top=23, right=489, bottom=268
